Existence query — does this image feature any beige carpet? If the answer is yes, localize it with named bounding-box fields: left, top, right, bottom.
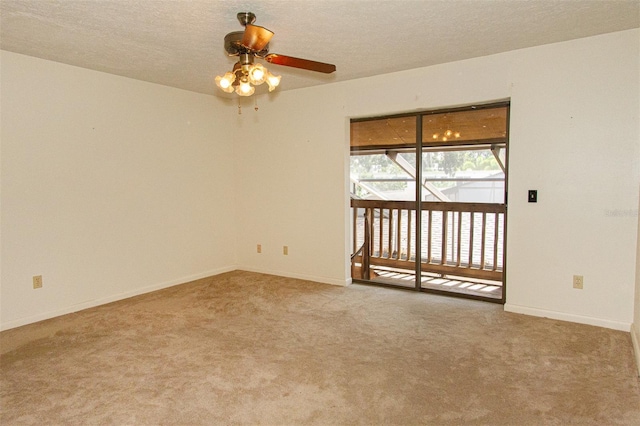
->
left=2, top=270, right=639, bottom=425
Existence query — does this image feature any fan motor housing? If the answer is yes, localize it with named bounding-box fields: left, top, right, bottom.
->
left=224, top=31, right=269, bottom=57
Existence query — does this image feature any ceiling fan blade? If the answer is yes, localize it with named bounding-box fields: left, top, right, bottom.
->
left=241, top=24, right=274, bottom=52
left=264, top=54, right=336, bottom=74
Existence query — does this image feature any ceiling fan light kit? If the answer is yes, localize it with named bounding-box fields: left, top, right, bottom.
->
left=215, top=12, right=336, bottom=98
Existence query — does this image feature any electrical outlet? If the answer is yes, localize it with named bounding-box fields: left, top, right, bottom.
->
left=573, top=275, right=583, bottom=289
left=257, top=244, right=262, bottom=253
left=33, top=275, right=43, bottom=289
left=283, top=246, right=288, bottom=255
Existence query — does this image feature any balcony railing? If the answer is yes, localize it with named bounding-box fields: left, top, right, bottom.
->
left=351, top=199, right=506, bottom=283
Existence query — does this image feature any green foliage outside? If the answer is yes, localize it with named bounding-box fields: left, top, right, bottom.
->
left=440, top=151, right=500, bottom=176
left=350, top=154, right=406, bottom=197
left=351, top=150, right=502, bottom=197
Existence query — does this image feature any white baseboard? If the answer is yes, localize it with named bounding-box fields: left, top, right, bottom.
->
left=0, top=266, right=236, bottom=331
left=504, top=304, right=631, bottom=331
left=237, top=267, right=350, bottom=287
left=631, top=323, right=640, bottom=376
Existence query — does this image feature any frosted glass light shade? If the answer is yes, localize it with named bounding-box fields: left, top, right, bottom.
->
left=248, top=64, right=267, bottom=85
left=236, top=79, right=255, bottom=96
left=215, top=72, right=236, bottom=93
left=266, top=72, right=281, bottom=92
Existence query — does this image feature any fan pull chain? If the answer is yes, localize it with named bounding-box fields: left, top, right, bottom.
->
left=236, top=99, right=260, bottom=114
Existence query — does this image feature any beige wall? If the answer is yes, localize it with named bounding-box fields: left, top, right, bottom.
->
left=505, top=30, right=639, bottom=329
left=1, top=52, right=238, bottom=329
left=634, top=186, right=640, bottom=374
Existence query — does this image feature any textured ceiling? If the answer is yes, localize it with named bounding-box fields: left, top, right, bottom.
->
left=1, top=0, right=638, bottom=97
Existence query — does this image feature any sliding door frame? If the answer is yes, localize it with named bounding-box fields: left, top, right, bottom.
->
left=350, top=101, right=510, bottom=304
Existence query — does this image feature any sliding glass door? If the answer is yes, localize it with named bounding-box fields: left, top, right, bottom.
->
left=350, top=116, right=417, bottom=287
left=350, top=103, right=509, bottom=302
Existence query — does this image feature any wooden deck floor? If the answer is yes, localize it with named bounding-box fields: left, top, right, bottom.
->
left=369, top=266, right=503, bottom=300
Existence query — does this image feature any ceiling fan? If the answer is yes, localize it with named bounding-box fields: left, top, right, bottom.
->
left=215, top=12, right=336, bottom=96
